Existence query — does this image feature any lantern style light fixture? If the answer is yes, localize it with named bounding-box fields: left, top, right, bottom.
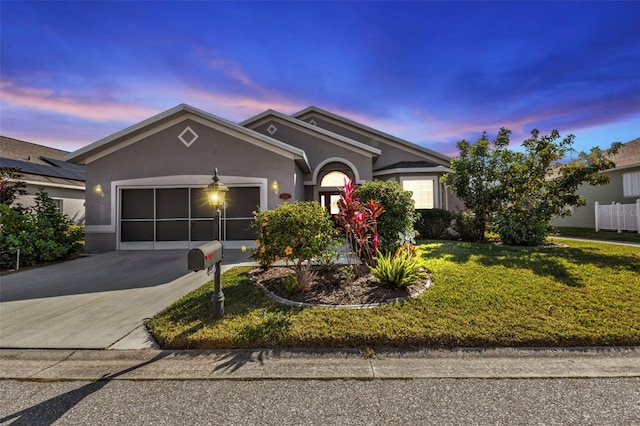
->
left=205, top=168, right=228, bottom=320
left=206, top=168, right=228, bottom=210
left=93, top=184, right=105, bottom=198
left=271, top=179, right=280, bottom=195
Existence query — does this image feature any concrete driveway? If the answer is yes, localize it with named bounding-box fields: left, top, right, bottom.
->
left=0, top=250, right=254, bottom=349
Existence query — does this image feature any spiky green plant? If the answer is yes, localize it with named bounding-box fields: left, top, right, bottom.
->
left=368, top=251, right=426, bottom=288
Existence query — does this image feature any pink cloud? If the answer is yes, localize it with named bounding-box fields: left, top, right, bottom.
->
left=184, top=88, right=308, bottom=121
left=0, top=80, right=159, bottom=122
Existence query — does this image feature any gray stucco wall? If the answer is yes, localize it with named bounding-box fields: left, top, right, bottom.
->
left=552, top=168, right=638, bottom=229
left=19, top=185, right=85, bottom=224
left=84, top=117, right=297, bottom=251
left=251, top=119, right=374, bottom=183
left=298, top=115, right=447, bottom=169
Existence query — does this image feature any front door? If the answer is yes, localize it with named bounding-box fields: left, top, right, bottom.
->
left=319, top=191, right=341, bottom=222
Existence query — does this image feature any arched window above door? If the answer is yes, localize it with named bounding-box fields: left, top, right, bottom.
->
left=320, top=171, right=350, bottom=188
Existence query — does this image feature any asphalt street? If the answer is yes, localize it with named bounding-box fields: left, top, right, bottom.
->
left=2, top=377, right=639, bottom=425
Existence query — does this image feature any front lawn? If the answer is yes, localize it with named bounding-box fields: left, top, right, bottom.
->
left=147, top=239, right=640, bottom=349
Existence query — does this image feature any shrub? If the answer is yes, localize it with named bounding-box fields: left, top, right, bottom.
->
left=0, top=167, right=27, bottom=206
left=284, top=267, right=318, bottom=294
left=356, top=180, right=415, bottom=253
left=493, top=210, right=551, bottom=246
left=453, top=210, right=485, bottom=242
left=0, top=190, right=84, bottom=269
left=415, top=208, right=454, bottom=239
left=250, top=201, right=335, bottom=283
left=368, top=250, right=426, bottom=288
left=443, top=128, right=621, bottom=246
left=315, top=238, right=343, bottom=272
left=336, top=179, right=384, bottom=266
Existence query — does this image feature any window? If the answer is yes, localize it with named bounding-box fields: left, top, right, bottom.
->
left=52, top=199, right=63, bottom=214
left=623, top=171, right=640, bottom=197
left=402, top=178, right=435, bottom=209
left=320, top=171, right=349, bottom=187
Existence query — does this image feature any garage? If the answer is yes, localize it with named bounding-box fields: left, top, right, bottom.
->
left=119, top=186, right=260, bottom=250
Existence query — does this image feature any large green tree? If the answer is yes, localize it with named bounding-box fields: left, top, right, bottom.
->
left=441, top=128, right=512, bottom=241
left=443, top=128, right=620, bottom=246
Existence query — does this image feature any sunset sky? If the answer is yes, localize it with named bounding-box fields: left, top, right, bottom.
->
left=1, top=1, right=638, bottom=158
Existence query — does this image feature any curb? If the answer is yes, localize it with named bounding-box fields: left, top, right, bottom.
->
left=1, top=347, right=639, bottom=381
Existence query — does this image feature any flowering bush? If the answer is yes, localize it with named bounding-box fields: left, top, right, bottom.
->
left=250, top=201, right=335, bottom=282
left=336, top=179, right=384, bottom=266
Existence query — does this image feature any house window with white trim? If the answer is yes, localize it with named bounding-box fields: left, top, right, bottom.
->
left=321, top=171, right=350, bottom=187
left=623, top=171, right=640, bottom=197
left=52, top=198, right=63, bottom=214
left=402, top=178, right=435, bottom=209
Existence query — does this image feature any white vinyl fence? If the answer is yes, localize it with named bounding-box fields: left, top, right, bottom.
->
left=595, top=200, right=640, bottom=233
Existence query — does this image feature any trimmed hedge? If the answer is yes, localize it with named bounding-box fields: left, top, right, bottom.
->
left=415, top=208, right=454, bottom=239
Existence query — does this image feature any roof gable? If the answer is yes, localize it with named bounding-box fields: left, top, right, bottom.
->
left=294, top=106, right=450, bottom=164
left=65, top=104, right=311, bottom=172
left=241, top=109, right=381, bottom=157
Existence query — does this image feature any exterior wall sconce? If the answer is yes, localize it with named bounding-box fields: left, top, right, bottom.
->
left=94, top=184, right=105, bottom=198
left=271, top=180, right=280, bottom=195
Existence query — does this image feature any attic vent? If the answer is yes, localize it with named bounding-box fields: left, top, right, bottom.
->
left=267, top=124, right=278, bottom=135
left=178, top=126, right=199, bottom=148
left=309, top=119, right=317, bottom=126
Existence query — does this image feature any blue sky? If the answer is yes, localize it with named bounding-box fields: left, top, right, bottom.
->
left=1, top=1, right=638, bottom=157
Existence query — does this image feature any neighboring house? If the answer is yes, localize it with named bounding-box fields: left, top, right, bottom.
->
left=553, top=137, right=640, bottom=229
left=66, top=104, right=460, bottom=252
left=0, top=136, right=85, bottom=223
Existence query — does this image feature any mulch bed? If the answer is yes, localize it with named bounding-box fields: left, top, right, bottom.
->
left=250, top=265, right=431, bottom=306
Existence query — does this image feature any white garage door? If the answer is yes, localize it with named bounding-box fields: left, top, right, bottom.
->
left=119, top=186, right=260, bottom=250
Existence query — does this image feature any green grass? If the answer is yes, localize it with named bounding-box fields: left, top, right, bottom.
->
left=555, top=227, right=640, bottom=243
left=147, top=240, right=640, bottom=349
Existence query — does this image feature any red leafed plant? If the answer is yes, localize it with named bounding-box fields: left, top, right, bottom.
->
left=336, top=178, right=385, bottom=267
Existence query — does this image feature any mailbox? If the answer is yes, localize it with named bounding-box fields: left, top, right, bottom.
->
left=188, top=240, right=223, bottom=272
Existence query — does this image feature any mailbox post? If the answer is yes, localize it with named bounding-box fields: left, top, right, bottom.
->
left=206, top=168, right=228, bottom=320
left=188, top=240, right=225, bottom=319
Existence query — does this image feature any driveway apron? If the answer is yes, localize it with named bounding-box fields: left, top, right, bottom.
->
left=0, top=250, right=224, bottom=349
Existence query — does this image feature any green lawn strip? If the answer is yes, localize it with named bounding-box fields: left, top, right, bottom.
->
left=147, top=240, right=640, bottom=349
left=555, top=227, right=640, bottom=243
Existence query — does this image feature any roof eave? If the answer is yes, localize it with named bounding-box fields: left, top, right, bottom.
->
left=373, top=166, right=454, bottom=177
left=65, top=104, right=312, bottom=169
left=294, top=106, right=450, bottom=163
left=243, top=108, right=381, bottom=157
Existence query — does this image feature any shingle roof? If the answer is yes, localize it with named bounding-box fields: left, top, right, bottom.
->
left=1, top=136, right=85, bottom=183
left=293, top=106, right=451, bottom=164
left=612, top=138, right=640, bottom=168
left=1, top=136, right=69, bottom=164
left=374, top=160, right=441, bottom=172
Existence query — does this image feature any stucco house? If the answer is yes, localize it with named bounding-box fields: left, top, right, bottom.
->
left=553, top=137, right=640, bottom=229
left=66, top=104, right=459, bottom=252
left=0, top=136, right=85, bottom=223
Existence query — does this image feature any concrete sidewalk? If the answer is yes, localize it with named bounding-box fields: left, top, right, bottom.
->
left=1, top=347, right=639, bottom=381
